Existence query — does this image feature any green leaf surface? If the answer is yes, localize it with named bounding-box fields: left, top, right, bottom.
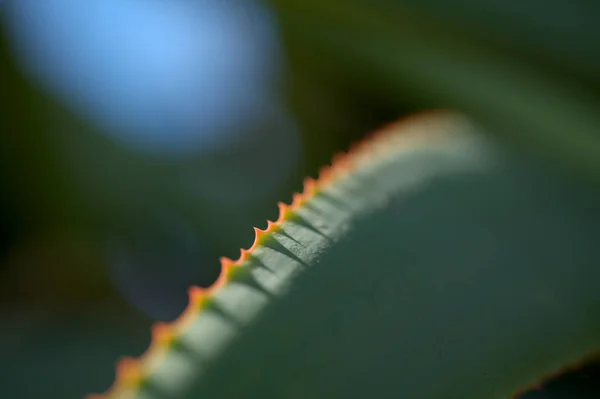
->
left=93, top=112, right=600, bottom=399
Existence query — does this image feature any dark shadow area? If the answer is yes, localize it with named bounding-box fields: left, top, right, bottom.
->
left=519, top=360, right=600, bottom=398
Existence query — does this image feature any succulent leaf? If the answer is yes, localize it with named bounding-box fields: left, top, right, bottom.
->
left=89, top=112, right=600, bottom=399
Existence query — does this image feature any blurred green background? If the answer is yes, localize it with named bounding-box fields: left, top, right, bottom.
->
left=0, top=0, right=598, bottom=397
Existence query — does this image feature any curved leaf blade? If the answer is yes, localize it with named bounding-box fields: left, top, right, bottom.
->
left=90, top=112, right=600, bottom=399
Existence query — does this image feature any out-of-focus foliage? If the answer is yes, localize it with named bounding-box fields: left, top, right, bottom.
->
left=271, top=1, right=600, bottom=176
left=0, top=0, right=599, bottom=398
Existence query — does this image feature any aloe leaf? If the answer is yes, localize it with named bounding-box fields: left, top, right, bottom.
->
left=88, top=112, right=599, bottom=399
left=268, top=1, right=600, bottom=178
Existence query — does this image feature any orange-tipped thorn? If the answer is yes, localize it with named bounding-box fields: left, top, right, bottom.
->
left=151, top=322, right=175, bottom=349
left=211, top=255, right=242, bottom=292
left=115, top=357, right=144, bottom=388
left=188, top=286, right=207, bottom=310
left=238, top=248, right=250, bottom=263
left=276, top=202, right=291, bottom=223
left=219, top=256, right=239, bottom=278
left=251, top=225, right=273, bottom=250
left=290, top=193, right=303, bottom=209
left=219, top=256, right=235, bottom=268
left=265, top=220, right=277, bottom=231
left=251, top=227, right=265, bottom=249
left=170, top=286, right=207, bottom=330
left=317, top=165, right=334, bottom=186
left=302, top=177, right=317, bottom=198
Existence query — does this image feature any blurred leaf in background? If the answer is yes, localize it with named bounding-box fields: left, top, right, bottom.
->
left=271, top=0, right=600, bottom=175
